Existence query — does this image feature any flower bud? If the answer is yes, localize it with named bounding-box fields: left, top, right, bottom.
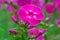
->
left=56, top=19, right=60, bottom=28
left=45, top=2, right=55, bottom=15
left=11, top=15, right=17, bottom=23
left=9, top=29, right=17, bottom=34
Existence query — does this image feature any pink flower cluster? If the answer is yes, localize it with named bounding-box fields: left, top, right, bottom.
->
left=28, top=28, right=47, bottom=40
left=1, top=0, right=48, bottom=40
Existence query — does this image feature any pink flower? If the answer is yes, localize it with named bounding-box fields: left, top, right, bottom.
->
left=5, top=4, right=15, bottom=13
left=0, top=0, right=2, bottom=10
left=11, top=15, right=17, bottom=23
left=35, top=29, right=47, bottom=40
left=28, top=28, right=40, bottom=37
left=35, top=35, right=44, bottom=40
left=32, top=0, right=45, bottom=8
left=17, top=0, right=45, bottom=8
left=17, top=0, right=32, bottom=6
left=9, top=29, right=17, bottom=34
left=0, top=4, right=2, bottom=10
left=55, top=1, right=60, bottom=13
left=53, top=0, right=60, bottom=13
left=56, top=19, right=60, bottom=28
left=18, top=5, right=44, bottom=26
left=53, top=0, right=60, bottom=4
left=28, top=28, right=47, bottom=40
left=40, top=29, right=47, bottom=34
left=0, top=0, right=2, bottom=4
left=45, top=2, right=55, bottom=15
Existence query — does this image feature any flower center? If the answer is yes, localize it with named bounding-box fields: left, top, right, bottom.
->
left=29, top=12, right=34, bottom=16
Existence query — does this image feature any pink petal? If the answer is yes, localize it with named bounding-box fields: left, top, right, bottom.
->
left=28, top=19, right=41, bottom=26
left=35, top=35, right=44, bottom=40
left=0, top=5, right=2, bottom=10
left=28, top=28, right=40, bottom=37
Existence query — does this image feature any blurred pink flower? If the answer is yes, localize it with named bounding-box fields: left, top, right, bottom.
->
left=17, top=0, right=32, bottom=6
left=5, top=4, right=15, bottom=13
left=56, top=19, right=60, bottom=28
left=17, top=0, right=45, bottom=8
left=0, top=4, right=2, bottom=10
left=0, top=0, right=2, bottom=10
left=56, top=1, right=60, bottom=13
left=9, top=29, right=17, bottom=34
left=28, top=28, right=47, bottom=40
left=0, top=0, right=2, bottom=4
left=32, top=0, right=45, bottom=8
left=53, top=0, right=60, bottom=13
left=11, top=15, right=17, bottom=23
left=45, top=2, right=55, bottom=15
left=28, top=28, right=40, bottom=37
left=18, top=5, right=44, bottom=26
left=40, top=29, right=47, bottom=34
left=53, top=0, right=60, bottom=4
left=35, top=29, right=47, bottom=40
left=35, top=35, right=44, bottom=40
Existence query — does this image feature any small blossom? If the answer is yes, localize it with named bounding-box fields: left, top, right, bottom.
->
left=56, top=1, right=60, bottom=13
left=17, top=0, right=45, bottom=8
left=18, top=5, right=44, bottom=26
left=11, top=15, right=17, bottom=23
left=0, top=5, right=2, bottom=10
left=32, top=0, right=45, bottom=8
left=35, top=29, right=47, bottom=40
left=0, top=0, right=3, bottom=10
left=56, top=19, right=60, bottom=28
left=40, top=29, right=47, bottom=34
left=28, top=28, right=46, bottom=40
left=28, top=28, right=40, bottom=37
left=5, top=4, right=15, bottom=13
left=0, top=0, right=2, bottom=4
left=53, top=0, right=60, bottom=4
left=45, top=2, right=55, bottom=15
left=9, top=29, right=17, bottom=34
left=35, top=35, right=44, bottom=40
left=17, top=0, right=32, bottom=6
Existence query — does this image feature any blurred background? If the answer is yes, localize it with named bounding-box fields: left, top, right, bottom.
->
left=0, top=4, right=20, bottom=40
left=0, top=0, right=60, bottom=40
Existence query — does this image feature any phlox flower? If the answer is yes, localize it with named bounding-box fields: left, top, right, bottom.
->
left=28, top=28, right=47, bottom=40
left=18, top=5, right=44, bottom=26
left=45, top=2, right=55, bottom=15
